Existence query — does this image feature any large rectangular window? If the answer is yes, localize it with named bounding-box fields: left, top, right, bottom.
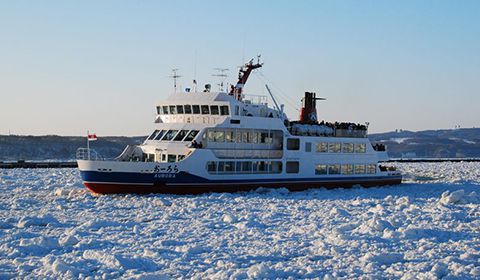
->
left=225, top=130, right=235, bottom=142
left=341, top=164, right=354, bottom=175
left=210, top=105, right=219, bottom=115
left=176, top=105, right=184, bottom=114
left=156, top=106, right=161, bottom=115
left=367, top=164, right=377, bottom=174
left=328, top=143, right=341, bottom=153
left=315, top=164, right=327, bottom=175
left=286, top=161, right=299, bottom=173
left=214, top=130, right=225, bottom=142
left=305, top=142, right=312, bottom=152
left=184, top=130, right=199, bottom=142
left=154, top=130, right=166, bottom=140
left=169, top=105, right=177, bottom=114
left=162, top=106, right=169, bottom=115
left=192, top=105, right=200, bottom=114
left=355, top=143, right=366, bottom=153
left=167, top=154, right=177, bottom=162
left=147, top=130, right=160, bottom=140
left=316, top=143, right=328, bottom=153
left=207, top=161, right=217, bottom=173
left=184, top=105, right=192, bottom=114
left=287, top=138, right=300, bottom=150
left=355, top=164, right=366, bottom=174
left=342, top=143, right=354, bottom=153
left=328, top=164, right=341, bottom=174
left=220, top=105, right=229, bottom=116
left=201, top=105, right=210, bottom=114
left=162, top=130, right=178, bottom=141
left=173, top=130, right=189, bottom=141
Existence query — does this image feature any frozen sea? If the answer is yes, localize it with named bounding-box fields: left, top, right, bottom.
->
left=0, top=162, right=479, bottom=279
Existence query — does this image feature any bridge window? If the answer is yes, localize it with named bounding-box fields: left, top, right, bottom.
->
left=355, top=164, right=366, bottom=174
left=169, top=105, right=177, bottom=114
left=355, top=143, right=366, bottom=153
left=162, top=130, right=178, bottom=141
left=154, top=130, right=166, bottom=140
left=147, top=130, right=160, bottom=140
left=286, top=161, right=299, bottom=173
left=315, top=164, right=327, bottom=175
left=192, top=105, right=200, bottom=114
left=184, top=105, right=192, bottom=114
left=287, top=138, right=300, bottom=150
left=173, top=130, right=189, bottom=141
left=210, top=105, right=219, bottom=115
left=156, top=106, right=161, bottom=114
left=184, top=130, right=199, bottom=142
left=366, top=164, right=376, bottom=174
left=328, top=164, right=341, bottom=174
left=176, top=105, right=184, bottom=114
left=214, top=131, right=225, bottom=142
left=342, top=143, right=354, bottom=153
left=328, top=143, right=341, bottom=153
left=220, top=105, right=229, bottom=116
left=201, top=105, right=210, bottom=114
left=316, top=143, right=328, bottom=153
left=207, top=161, right=217, bottom=173
left=162, top=106, right=169, bottom=114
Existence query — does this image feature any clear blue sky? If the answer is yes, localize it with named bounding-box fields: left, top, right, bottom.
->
left=1, top=1, right=479, bottom=136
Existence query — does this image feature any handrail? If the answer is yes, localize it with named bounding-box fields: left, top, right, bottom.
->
left=76, top=148, right=103, bottom=161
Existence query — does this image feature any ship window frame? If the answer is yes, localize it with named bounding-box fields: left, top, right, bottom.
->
left=305, top=142, right=312, bottom=152
left=214, top=130, right=225, bottom=142
left=220, top=105, right=229, bottom=116
left=161, top=130, right=179, bottom=141
left=167, top=154, right=177, bottom=163
left=355, top=164, right=366, bottom=174
left=286, top=161, right=299, bottom=173
left=342, top=143, right=354, bottom=153
left=210, top=105, right=219, bottom=115
left=162, top=106, right=169, bottom=115
left=341, top=164, right=354, bottom=175
left=355, top=143, right=366, bottom=153
left=153, top=130, right=167, bottom=141
left=176, top=105, right=184, bottom=114
left=184, top=130, right=199, bottom=142
left=328, top=164, right=341, bottom=175
left=315, top=164, right=328, bottom=175
left=173, top=130, right=189, bottom=141
left=366, top=164, right=377, bottom=174
left=147, top=130, right=160, bottom=140
left=184, top=105, right=192, bottom=114
left=287, top=138, right=300, bottom=150
left=156, top=106, right=161, bottom=115
left=207, top=161, right=217, bottom=173
left=169, top=105, right=177, bottom=114
left=316, top=142, right=328, bottom=153
left=201, top=105, right=210, bottom=114
left=328, top=143, right=341, bottom=153
left=192, top=105, right=200, bottom=114
left=225, top=130, right=235, bottom=142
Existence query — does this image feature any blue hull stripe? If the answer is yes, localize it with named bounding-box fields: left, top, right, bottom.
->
left=80, top=170, right=401, bottom=185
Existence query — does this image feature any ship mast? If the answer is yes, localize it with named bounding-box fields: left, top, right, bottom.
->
left=170, top=68, right=182, bottom=93
left=229, top=55, right=263, bottom=100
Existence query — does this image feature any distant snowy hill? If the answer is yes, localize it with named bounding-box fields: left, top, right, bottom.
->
left=0, top=135, right=145, bottom=161
left=0, top=128, right=479, bottom=160
left=369, top=128, right=480, bottom=158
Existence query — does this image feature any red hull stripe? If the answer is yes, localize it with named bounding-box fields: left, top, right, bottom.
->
left=84, top=177, right=402, bottom=195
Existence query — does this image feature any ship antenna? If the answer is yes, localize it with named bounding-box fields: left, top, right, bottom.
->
left=212, top=68, right=229, bottom=92
left=169, top=68, right=182, bottom=93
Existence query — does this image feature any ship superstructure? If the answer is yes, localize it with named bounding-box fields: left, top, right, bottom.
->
left=77, top=58, right=401, bottom=194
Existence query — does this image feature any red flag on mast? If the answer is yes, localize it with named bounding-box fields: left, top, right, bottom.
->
left=87, top=133, right=97, bottom=141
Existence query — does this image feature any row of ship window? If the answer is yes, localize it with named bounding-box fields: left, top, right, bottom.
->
left=157, top=105, right=229, bottom=116
left=206, top=161, right=377, bottom=175
left=204, top=129, right=279, bottom=144
left=313, top=142, right=366, bottom=153
left=146, top=129, right=199, bottom=142
left=315, top=164, right=376, bottom=175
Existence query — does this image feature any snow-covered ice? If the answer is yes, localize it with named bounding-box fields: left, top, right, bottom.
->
left=0, top=162, right=479, bottom=279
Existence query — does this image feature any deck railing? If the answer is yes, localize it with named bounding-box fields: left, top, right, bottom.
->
left=76, top=148, right=103, bottom=161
